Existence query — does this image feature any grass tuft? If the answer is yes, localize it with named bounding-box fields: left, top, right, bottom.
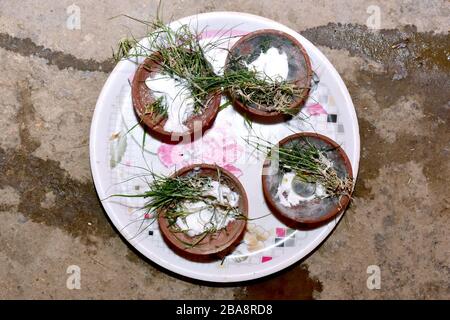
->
left=247, top=136, right=353, bottom=198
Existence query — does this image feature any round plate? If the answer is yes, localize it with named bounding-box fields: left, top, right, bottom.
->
left=90, top=12, right=360, bottom=283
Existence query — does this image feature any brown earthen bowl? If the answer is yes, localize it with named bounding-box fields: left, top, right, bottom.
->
left=131, top=54, right=221, bottom=143
left=262, top=133, right=353, bottom=226
left=158, top=164, right=248, bottom=259
left=224, top=29, right=313, bottom=122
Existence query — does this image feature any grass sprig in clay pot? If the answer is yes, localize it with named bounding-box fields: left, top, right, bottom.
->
left=224, top=29, right=313, bottom=121
left=111, top=164, right=248, bottom=259
left=114, top=16, right=223, bottom=143
left=248, top=132, right=354, bottom=226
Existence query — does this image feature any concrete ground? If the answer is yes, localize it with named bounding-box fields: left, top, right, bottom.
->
left=0, top=0, right=449, bottom=299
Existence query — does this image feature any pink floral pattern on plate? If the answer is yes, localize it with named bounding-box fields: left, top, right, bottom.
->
left=305, top=103, right=327, bottom=116
left=157, top=124, right=244, bottom=177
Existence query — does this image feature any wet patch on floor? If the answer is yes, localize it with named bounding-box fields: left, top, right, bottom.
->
left=298, top=23, right=449, bottom=299
left=301, top=23, right=450, bottom=74
left=356, top=75, right=448, bottom=198
left=301, top=23, right=450, bottom=122
left=16, top=80, right=42, bottom=153
left=301, top=24, right=449, bottom=196
left=0, top=146, right=115, bottom=241
left=0, top=19, right=448, bottom=299
left=0, top=32, right=115, bottom=73
left=234, top=264, right=322, bottom=300
left=0, top=80, right=115, bottom=242
left=238, top=24, right=449, bottom=299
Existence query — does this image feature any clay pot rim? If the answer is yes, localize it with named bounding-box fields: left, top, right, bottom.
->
left=224, top=28, right=313, bottom=119
left=262, top=132, right=353, bottom=225
left=131, top=54, right=221, bottom=143
left=157, top=163, right=248, bottom=257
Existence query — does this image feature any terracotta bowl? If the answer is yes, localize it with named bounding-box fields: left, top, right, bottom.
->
left=158, top=164, right=248, bottom=259
left=262, top=133, right=353, bottom=226
left=131, top=54, right=221, bottom=143
left=224, top=29, right=312, bottom=122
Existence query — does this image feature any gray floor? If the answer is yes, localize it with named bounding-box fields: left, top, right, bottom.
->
left=0, top=0, right=448, bottom=299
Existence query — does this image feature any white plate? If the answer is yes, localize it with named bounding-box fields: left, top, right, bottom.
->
left=89, top=12, right=360, bottom=283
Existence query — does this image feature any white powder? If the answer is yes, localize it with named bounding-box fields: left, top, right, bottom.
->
left=175, top=181, right=239, bottom=237
left=202, top=44, right=228, bottom=75
left=276, top=172, right=328, bottom=207
left=145, top=73, right=194, bottom=133
left=246, top=47, right=289, bottom=82
left=202, top=181, right=240, bottom=207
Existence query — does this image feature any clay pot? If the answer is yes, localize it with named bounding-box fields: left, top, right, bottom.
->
left=158, top=164, right=248, bottom=259
left=131, top=54, right=221, bottom=143
left=224, top=29, right=312, bottom=122
left=262, top=133, right=353, bottom=226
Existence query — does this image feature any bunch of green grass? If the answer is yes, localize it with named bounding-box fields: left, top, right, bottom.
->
left=144, top=97, right=167, bottom=120
left=113, top=14, right=309, bottom=117
left=142, top=174, right=208, bottom=211
left=112, top=170, right=242, bottom=247
left=113, top=15, right=222, bottom=114
left=247, top=136, right=353, bottom=198
left=224, top=66, right=308, bottom=115
left=147, top=172, right=243, bottom=248
left=218, top=52, right=310, bottom=114
left=190, top=65, right=308, bottom=115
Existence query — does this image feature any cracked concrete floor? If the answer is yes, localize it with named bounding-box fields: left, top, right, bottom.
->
left=0, top=0, right=449, bottom=299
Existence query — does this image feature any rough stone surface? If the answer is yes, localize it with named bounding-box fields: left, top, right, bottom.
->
left=0, top=0, right=448, bottom=299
